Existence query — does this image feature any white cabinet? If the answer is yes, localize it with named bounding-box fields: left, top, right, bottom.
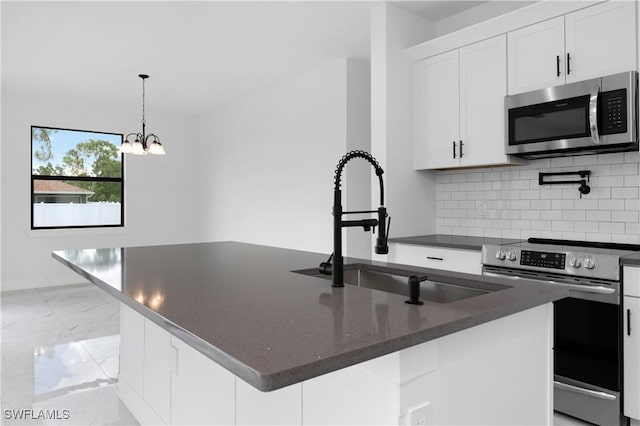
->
left=507, top=17, right=565, bottom=94
left=414, top=50, right=459, bottom=170
left=414, top=35, right=512, bottom=170
left=120, top=304, right=144, bottom=395
left=508, top=1, right=636, bottom=94
left=624, top=266, right=640, bottom=422
left=170, top=336, right=235, bottom=425
left=143, top=320, right=171, bottom=424
left=388, top=243, right=482, bottom=275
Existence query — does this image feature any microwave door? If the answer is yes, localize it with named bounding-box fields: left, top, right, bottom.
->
left=507, top=94, right=592, bottom=154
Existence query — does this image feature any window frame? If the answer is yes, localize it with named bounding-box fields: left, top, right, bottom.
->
left=30, top=125, right=125, bottom=230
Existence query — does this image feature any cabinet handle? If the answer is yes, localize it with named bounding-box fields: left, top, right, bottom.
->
left=459, top=140, right=464, bottom=158
left=567, top=53, right=571, bottom=75
left=556, top=55, right=561, bottom=77
left=628, top=309, right=632, bottom=336
left=427, top=256, right=444, bottom=261
left=452, top=141, right=456, bottom=159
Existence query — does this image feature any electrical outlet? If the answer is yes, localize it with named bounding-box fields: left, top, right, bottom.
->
left=408, top=402, right=433, bottom=426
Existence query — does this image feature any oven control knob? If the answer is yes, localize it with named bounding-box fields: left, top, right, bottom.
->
left=495, top=250, right=506, bottom=260
left=583, top=258, right=595, bottom=269
left=506, top=251, right=517, bottom=261
left=569, top=257, right=582, bottom=268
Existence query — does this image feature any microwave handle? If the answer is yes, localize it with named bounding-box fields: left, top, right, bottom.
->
left=589, top=86, right=601, bottom=145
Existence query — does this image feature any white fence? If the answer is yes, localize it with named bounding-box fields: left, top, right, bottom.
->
left=33, top=203, right=121, bottom=227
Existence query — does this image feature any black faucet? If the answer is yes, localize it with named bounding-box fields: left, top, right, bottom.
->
left=323, top=150, right=390, bottom=287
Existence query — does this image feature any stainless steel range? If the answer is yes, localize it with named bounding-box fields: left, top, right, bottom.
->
left=482, top=238, right=639, bottom=426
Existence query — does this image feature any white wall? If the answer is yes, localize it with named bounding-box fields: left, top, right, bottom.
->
left=197, top=59, right=371, bottom=256
left=370, top=4, right=437, bottom=257
left=1, top=92, right=203, bottom=291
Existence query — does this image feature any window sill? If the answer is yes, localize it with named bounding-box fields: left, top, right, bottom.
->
left=28, top=226, right=127, bottom=238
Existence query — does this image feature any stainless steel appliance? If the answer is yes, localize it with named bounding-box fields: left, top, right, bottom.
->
left=482, top=238, right=640, bottom=426
left=505, top=71, right=638, bottom=158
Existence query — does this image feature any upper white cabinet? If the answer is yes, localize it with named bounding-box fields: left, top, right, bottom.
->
left=415, top=35, right=511, bottom=170
left=414, top=50, right=460, bottom=169
left=507, top=17, right=565, bottom=94
left=508, top=1, right=636, bottom=94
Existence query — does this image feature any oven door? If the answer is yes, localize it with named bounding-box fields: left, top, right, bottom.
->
left=554, top=297, right=623, bottom=425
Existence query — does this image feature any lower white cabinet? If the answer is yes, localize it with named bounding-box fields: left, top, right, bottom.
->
left=624, top=266, right=640, bottom=422
left=388, top=243, right=482, bottom=275
left=120, top=302, right=552, bottom=425
left=170, top=336, right=235, bottom=425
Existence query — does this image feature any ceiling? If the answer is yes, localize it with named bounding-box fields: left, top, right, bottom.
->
left=2, top=1, right=489, bottom=116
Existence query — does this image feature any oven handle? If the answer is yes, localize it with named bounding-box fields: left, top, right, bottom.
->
left=589, top=85, right=601, bottom=145
left=482, top=271, right=615, bottom=294
left=554, top=381, right=617, bottom=401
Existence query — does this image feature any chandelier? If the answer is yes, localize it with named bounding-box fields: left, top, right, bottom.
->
left=119, top=74, right=166, bottom=155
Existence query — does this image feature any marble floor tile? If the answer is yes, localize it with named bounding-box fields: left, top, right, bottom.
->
left=1, top=284, right=137, bottom=426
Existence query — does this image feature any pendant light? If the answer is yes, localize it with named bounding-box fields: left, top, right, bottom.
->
left=119, top=74, right=166, bottom=155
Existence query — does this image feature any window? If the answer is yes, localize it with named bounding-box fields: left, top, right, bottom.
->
left=31, top=126, right=124, bottom=229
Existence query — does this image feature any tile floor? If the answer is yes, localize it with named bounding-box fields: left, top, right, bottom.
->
left=1, top=284, right=137, bottom=425
left=1, top=283, right=595, bottom=426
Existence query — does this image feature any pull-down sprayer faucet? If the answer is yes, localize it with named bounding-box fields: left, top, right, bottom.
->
left=321, top=150, right=390, bottom=287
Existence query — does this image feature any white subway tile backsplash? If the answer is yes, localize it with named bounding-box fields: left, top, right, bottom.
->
left=599, top=222, right=625, bottom=234
left=598, top=152, right=625, bottom=164
left=552, top=199, right=573, bottom=210
left=611, top=210, right=639, bottom=223
left=475, top=181, right=492, bottom=191
left=541, top=210, right=562, bottom=221
left=586, top=210, right=611, bottom=222
left=521, top=210, right=540, bottom=220
left=435, top=153, right=639, bottom=242
left=612, top=187, right=639, bottom=199
left=531, top=199, right=551, bottom=210
left=625, top=175, right=640, bottom=187
left=562, top=210, right=586, bottom=221
left=598, top=199, right=625, bottom=210
left=626, top=199, right=640, bottom=211
left=597, top=176, right=624, bottom=187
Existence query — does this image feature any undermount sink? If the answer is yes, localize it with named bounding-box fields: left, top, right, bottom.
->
left=293, top=264, right=508, bottom=304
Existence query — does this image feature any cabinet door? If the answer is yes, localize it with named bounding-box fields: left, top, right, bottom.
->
left=507, top=16, right=565, bottom=94
left=143, top=320, right=171, bottom=424
left=565, top=1, right=636, bottom=84
left=414, top=49, right=459, bottom=170
left=170, top=336, right=235, bottom=425
left=624, top=295, right=640, bottom=420
left=120, top=304, right=145, bottom=396
left=459, top=34, right=508, bottom=167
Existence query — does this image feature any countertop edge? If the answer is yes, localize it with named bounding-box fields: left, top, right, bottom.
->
left=388, top=234, right=522, bottom=251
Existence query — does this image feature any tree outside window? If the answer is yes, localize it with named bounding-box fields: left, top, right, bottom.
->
left=31, top=126, right=124, bottom=229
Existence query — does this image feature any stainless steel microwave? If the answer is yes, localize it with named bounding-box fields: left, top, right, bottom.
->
left=505, top=71, right=638, bottom=159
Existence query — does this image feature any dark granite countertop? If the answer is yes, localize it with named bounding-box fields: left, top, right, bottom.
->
left=53, top=241, right=566, bottom=392
left=388, top=234, right=522, bottom=251
left=622, top=253, right=640, bottom=266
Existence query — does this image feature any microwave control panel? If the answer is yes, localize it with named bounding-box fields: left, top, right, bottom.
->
left=600, top=88, right=627, bottom=135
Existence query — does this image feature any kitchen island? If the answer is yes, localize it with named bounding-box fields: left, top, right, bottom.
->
left=53, top=241, right=567, bottom=425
